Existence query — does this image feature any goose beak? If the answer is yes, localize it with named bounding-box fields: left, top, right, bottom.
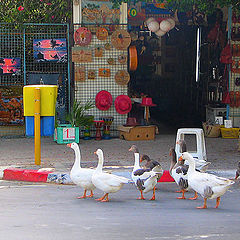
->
left=67, top=143, right=71, bottom=148
left=94, top=151, right=97, bottom=155
left=140, top=157, right=143, bottom=162
left=178, top=156, right=184, bottom=162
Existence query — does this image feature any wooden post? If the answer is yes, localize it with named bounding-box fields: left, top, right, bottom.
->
left=34, top=88, right=41, bottom=165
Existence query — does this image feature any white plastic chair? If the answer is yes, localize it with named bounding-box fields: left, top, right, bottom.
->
left=175, top=128, right=207, bottom=161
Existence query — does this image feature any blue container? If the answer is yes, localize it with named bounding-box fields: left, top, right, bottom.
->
left=25, top=116, right=55, bottom=136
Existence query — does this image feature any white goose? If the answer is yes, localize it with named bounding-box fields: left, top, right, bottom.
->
left=180, top=152, right=235, bottom=209
left=177, top=139, right=211, bottom=172
left=129, top=145, right=163, bottom=200
left=67, top=142, right=95, bottom=199
left=92, top=149, right=130, bottom=202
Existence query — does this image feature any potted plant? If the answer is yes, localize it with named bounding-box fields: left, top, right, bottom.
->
left=54, top=99, right=95, bottom=144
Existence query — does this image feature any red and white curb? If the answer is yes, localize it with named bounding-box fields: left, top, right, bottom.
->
left=0, top=167, right=174, bottom=184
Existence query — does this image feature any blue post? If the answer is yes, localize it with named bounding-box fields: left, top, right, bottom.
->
left=226, top=6, right=232, bottom=120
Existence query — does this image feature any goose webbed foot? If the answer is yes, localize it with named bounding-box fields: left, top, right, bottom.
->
left=197, top=198, right=207, bottom=209
left=77, top=190, right=87, bottom=199
left=177, top=190, right=186, bottom=199
left=149, top=186, right=156, bottom=200
left=86, top=190, right=94, bottom=198
left=100, top=193, right=109, bottom=202
left=137, top=190, right=145, bottom=200
left=215, top=197, right=220, bottom=208
left=96, top=193, right=108, bottom=201
left=189, top=191, right=198, bottom=200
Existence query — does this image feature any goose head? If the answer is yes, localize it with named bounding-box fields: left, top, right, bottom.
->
left=94, top=149, right=104, bottom=163
left=67, top=142, right=79, bottom=150
left=140, top=154, right=151, bottom=163
left=129, top=145, right=139, bottom=153
left=180, top=152, right=195, bottom=166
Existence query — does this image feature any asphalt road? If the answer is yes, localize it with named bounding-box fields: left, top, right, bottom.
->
left=0, top=181, right=239, bottom=240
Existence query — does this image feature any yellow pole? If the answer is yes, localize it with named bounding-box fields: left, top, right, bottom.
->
left=34, top=88, right=41, bottom=165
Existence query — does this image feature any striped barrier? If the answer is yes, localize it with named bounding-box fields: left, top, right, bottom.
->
left=0, top=168, right=175, bottom=184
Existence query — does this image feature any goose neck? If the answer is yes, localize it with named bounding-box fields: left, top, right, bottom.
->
left=96, top=154, right=104, bottom=173
left=187, top=159, right=195, bottom=174
left=134, top=153, right=140, bottom=170
left=71, top=147, right=81, bottom=172
left=169, top=152, right=177, bottom=172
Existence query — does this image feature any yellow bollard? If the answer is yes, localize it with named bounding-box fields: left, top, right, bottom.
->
left=34, top=88, right=41, bottom=165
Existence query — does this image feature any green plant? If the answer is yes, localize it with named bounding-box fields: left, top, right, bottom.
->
left=66, top=99, right=95, bottom=128
left=0, top=0, right=71, bottom=23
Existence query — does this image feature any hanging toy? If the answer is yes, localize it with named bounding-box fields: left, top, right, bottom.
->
left=159, top=19, right=172, bottom=32
left=155, top=28, right=166, bottom=37
left=166, top=18, right=176, bottom=30
left=146, top=18, right=160, bottom=33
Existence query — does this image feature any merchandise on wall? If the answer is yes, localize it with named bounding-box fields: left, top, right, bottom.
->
left=73, top=23, right=130, bottom=136
left=229, top=11, right=240, bottom=127
left=82, top=0, right=120, bottom=24
left=0, top=58, right=21, bottom=75
left=0, top=86, right=24, bottom=126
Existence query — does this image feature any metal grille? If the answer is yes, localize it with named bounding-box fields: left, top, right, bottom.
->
left=24, top=24, right=69, bottom=83
left=73, top=24, right=129, bottom=137
left=0, top=23, right=70, bottom=136
left=24, top=23, right=70, bottom=123
left=0, top=23, right=24, bottom=86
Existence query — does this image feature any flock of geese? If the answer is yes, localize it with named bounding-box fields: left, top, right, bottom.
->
left=67, top=140, right=235, bottom=209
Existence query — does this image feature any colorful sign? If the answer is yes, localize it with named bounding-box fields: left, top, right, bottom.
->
left=33, top=39, right=67, bottom=62
left=0, top=58, right=21, bottom=75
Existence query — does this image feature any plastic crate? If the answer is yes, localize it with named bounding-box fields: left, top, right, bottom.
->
left=54, top=124, right=79, bottom=144
left=220, top=128, right=240, bottom=139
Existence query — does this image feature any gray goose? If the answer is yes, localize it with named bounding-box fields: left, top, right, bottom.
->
left=169, top=147, right=198, bottom=200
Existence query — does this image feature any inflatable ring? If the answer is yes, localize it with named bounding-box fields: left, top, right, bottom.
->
left=129, top=45, right=138, bottom=71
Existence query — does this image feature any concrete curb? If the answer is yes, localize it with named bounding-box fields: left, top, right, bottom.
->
left=0, top=167, right=175, bottom=184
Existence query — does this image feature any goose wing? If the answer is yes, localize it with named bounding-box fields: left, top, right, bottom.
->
left=97, top=172, right=129, bottom=187
left=191, top=172, right=234, bottom=188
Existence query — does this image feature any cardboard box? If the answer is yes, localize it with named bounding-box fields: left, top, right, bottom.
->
left=118, top=125, right=156, bottom=141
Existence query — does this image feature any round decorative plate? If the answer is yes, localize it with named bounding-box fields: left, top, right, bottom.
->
left=111, top=29, right=131, bottom=50
left=118, top=54, right=127, bottom=64
left=104, top=42, right=111, bottom=50
left=115, top=70, right=130, bottom=86
left=74, top=27, right=92, bottom=46
left=96, top=27, right=108, bottom=41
